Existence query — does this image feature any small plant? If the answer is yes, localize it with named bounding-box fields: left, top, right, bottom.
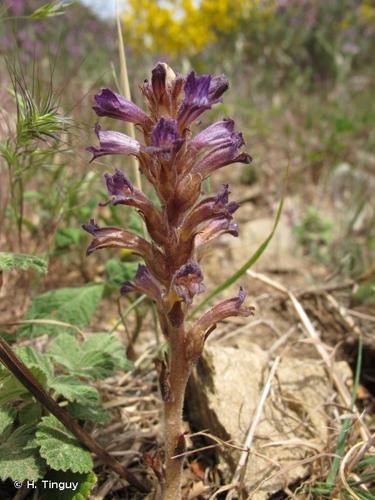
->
left=84, top=63, right=254, bottom=499
left=0, top=330, right=130, bottom=494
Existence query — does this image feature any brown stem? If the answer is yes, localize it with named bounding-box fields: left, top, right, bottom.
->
left=0, top=337, right=151, bottom=494
left=162, top=327, right=192, bottom=500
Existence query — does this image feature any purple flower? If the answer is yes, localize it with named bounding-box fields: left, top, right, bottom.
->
left=5, top=0, right=23, bottom=15
left=149, top=118, right=184, bottom=153
left=192, top=287, right=254, bottom=338
left=93, top=88, right=151, bottom=127
left=181, top=184, right=240, bottom=243
left=121, top=264, right=163, bottom=305
left=177, top=71, right=228, bottom=130
left=195, top=214, right=239, bottom=247
left=192, top=131, right=251, bottom=178
left=82, top=219, right=167, bottom=282
left=87, top=124, right=140, bottom=161
left=171, top=262, right=206, bottom=305
left=191, top=119, right=235, bottom=150
left=208, top=74, right=229, bottom=100
left=101, top=170, right=166, bottom=245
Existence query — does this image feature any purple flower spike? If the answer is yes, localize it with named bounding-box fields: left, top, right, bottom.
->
left=87, top=124, right=140, bottom=161
left=192, top=287, right=255, bottom=337
left=172, top=262, right=206, bottom=305
left=93, top=88, right=150, bottom=127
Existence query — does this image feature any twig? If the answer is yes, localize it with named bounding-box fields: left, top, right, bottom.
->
left=247, top=270, right=370, bottom=442
left=0, top=318, right=86, bottom=338
left=227, top=356, right=281, bottom=499
left=0, top=337, right=150, bottom=493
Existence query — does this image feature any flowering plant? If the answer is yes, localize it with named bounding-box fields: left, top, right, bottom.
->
left=84, top=63, right=254, bottom=499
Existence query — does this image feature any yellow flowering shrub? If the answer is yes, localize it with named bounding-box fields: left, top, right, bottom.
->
left=122, top=0, right=274, bottom=56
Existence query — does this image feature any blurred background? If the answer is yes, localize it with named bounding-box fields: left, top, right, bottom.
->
left=0, top=0, right=373, bottom=283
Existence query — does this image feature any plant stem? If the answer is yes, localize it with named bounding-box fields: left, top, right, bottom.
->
left=162, top=327, right=192, bottom=500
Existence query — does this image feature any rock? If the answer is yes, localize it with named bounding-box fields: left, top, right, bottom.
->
left=228, top=210, right=300, bottom=273
left=186, top=344, right=351, bottom=499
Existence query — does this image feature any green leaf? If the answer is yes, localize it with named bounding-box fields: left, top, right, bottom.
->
left=0, top=252, right=47, bottom=274
left=352, top=282, right=375, bottom=306
left=0, top=364, right=46, bottom=405
left=0, top=425, right=46, bottom=481
left=189, top=174, right=286, bottom=318
left=20, top=285, right=104, bottom=337
left=50, top=376, right=99, bottom=405
left=19, top=403, right=42, bottom=425
left=67, top=402, right=111, bottom=425
left=36, top=416, right=93, bottom=473
left=17, top=346, right=54, bottom=383
left=40, top=470, right=96, bottom=500
left=48, top=333, right=131, bottom=380
left=55, top=228, right=82, bottom=251
left=105, top=259, right=138, bottom=287
left=0, top=404, right=16, bottom=436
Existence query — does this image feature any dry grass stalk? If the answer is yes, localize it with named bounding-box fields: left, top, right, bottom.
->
left=246, top=270, right=370, bottom=442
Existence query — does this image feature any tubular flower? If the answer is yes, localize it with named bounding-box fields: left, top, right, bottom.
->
left=87, top=123, right=140, bottom=161
left=83, top=63, right=253, bottom=500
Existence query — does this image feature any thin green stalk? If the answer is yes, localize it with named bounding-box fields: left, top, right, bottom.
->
left=110, top=293, right=147, bottom=334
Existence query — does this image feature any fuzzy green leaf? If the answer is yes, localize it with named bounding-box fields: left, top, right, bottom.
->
left=36, top=416, right=93, bottom=473
left=20, top=285, right=104, bottom=337
left=0, top=252, right=47, bottom=274
left=40, top=470, right=96, bottom=500
left=48, top=333, right=131, bottom=380
left=105, top=259, right=138, bottom=287
left=0, top=425, right=46, bottom=481
left=0, top=364, right=46, bottom=405
left=50, top=376, right=99, bottom=405
left=67, top=402, right=111, bottom=425
left=0, top=404, right=16, bottom=437
left=19, top=403, right=42, bottom=425
left=17, top=346, right=54, bottom=383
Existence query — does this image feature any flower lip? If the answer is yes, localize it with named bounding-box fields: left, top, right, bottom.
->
left=172, top=261, right=206, bottom=304
left=93, top=88, right=150, bottom=126
left=105, top=169, right=134, bottom=196
left=82, top=218, right=100, bottom=235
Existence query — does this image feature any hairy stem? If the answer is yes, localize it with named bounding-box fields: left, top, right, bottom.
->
left=162, top=327, right=192, bottom=500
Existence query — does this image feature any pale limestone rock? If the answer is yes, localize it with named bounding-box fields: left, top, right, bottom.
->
left=187, top=344, right=350, bottom=499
